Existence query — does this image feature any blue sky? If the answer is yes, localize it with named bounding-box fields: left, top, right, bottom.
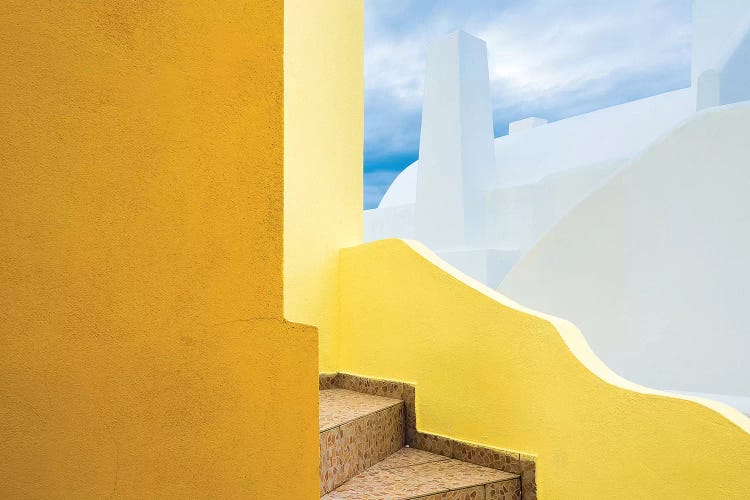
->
left=364, top=0, right=693, bottom=208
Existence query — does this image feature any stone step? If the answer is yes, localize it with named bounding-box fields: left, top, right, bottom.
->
left=319, top=389, right=405, bottom=495
left=322, top=447, right=521, bottom=499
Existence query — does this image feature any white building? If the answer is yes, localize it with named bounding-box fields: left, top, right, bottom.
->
left=365, top=1, right=750, bottom=410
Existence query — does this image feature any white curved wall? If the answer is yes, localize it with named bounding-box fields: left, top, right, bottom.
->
left=364, top=203, right=415, bottom=241
left=499, top=102, right=750, bottom=397
left=484, top=160, right=621, bottom=251
left=492, top=88, right=694, bottom=187
left=376, top=87, right=694, bottom=210
left=369, top=159, right=620, bottom=253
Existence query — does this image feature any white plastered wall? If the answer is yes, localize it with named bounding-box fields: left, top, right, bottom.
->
left=499, top=103, right=750, bottom=398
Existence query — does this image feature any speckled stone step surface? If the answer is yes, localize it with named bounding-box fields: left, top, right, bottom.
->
left=322, top=447, right=521, bottom=500
left=320, top=389, right=405, bottom=495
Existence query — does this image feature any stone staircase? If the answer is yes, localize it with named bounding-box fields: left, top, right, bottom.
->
left=320, top=374, right=534, bottom=499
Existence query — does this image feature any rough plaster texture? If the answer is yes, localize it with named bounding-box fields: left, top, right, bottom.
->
left=284, top=0, right=364, bottom=373
left=339, top=239, right=750, bottom=499
left=500, top=103, right=750, bottom=398
left=0, top=1, right=318, bottom=497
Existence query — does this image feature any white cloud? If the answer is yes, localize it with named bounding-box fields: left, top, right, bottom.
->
left=364, top=0, right=691, bottom=159
left=480, top=0, right=691, bottom=100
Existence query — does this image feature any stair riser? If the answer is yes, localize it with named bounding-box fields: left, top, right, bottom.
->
left=320, top=374, right=536, bottom=499
left=416, top=479, right=521, bottom=500
left=320, top=402, right=404, bottom=495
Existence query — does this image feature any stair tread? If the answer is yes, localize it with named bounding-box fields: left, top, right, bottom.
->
left=320, top=388, right=402, bottom=432
left=322, top=447, right=519, bottom=499
left=368, top=447, right=448, bottom=470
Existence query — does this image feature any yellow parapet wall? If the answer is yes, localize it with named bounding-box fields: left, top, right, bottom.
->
left=284, top=0, right=364, bottom=373
left=0, top=1, right=319, bottom=497
left=340, top=239, right=750, bottom=499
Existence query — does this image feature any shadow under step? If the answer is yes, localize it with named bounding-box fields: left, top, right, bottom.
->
left=323, top=447, right=521, bottom=499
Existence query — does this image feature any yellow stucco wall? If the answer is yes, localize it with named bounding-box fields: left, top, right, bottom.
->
left=284, top=0, right=364, bottom=373
left=0, top=1, right=318, bottom=497
left=340, top=239, right=750, bottom=499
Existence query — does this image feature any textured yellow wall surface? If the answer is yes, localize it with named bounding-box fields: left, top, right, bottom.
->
left=0, top=1, right=318, bottom=497
left=284, top=0, right=364, bottom=373
left=340, top=239, right=750, bottom=499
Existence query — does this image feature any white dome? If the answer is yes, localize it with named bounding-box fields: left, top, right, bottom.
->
left=378, top=160, right=418, bottom=207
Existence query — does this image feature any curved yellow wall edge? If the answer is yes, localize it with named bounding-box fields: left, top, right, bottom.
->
left=405, top=239, right=750, bottom=435
left=339, top=238, right=750, bottom=499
